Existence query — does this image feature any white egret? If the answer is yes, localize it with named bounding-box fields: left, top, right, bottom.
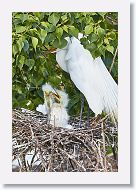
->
left=55, top=35, right=118, bottom=122
left=36, top=83, right=73, bottom=129
left=36, top=83, right=56, bottom=115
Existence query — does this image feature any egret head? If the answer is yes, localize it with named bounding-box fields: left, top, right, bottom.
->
left=54, top=90, right=69, bottom=108
left=42, top=83, right=56, bottom=108
left=42, top=83, right=69, bottom=109
left=47, top=89, right=69, bottom=108
left=51, top=92, right=61, bottom=104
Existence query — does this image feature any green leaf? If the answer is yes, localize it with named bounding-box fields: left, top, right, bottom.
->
left=97, top=39, right=103, bottom=48
left=61, top=15, right=67, bottom=21
left=41, top=21, right=50, bottom=28
left=85, top=24, right=93, bottom=35
left=104, top=38, right=109, bottom=45
left=12, top=67, right=16, bottom=78
left=12, top=44, right=18, bottom=56
left=97, top=27, right=105, bottom=37
left=45, top=33, right=56, bottom=43
left=17, top=38, right=24, bottom=52
left=20, top=14, right=28, bottom=23
left=62, top=25, right=68, bottom=33
left=23, top=40, right=29, bottom=52
left=37, top=89, right=44, bottom=99
left=80, top=38, right=89, bottom=46
left=29, top=28, right=38, bottom=35
left=38, top=29, right=47, bottom=43
left=89, top=33, right=98, bottom=43
left=56, top=27, right=63, bottom=39
left=106, top=45, right=114, bottom=54
left=86, top=17, right=94, bottom=25
left=48, top=13, right=60, bottom=26
left=53, top=38, right=67, bottom=49
left=69, top=26, right=79, bottom=38
left=68, top=95, right=80, bottom=110
left=98, top=12, right=107, bottom=18
left=86, top=43, right=97, bottom=52
left=19, top=55, right=25, bottom=70
left=106, top=146, right=113, bottom=155
left=25, top=59, right=35, bottom=70
left=107, top=31, right=116, bottom=40
left=15, top=25, right=26, bottom=33
left=12, top=58, right=15, bottom=63
left=31, top=37, right=38, bottom=51
left=92, top=49, right=101, bottom=58
left=45, top=25, right=55, bottom=33
left=98, top=45, right=106, bottom=58
left=33, top=12, right=45, bottom=20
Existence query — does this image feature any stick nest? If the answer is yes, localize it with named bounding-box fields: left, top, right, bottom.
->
left=12, top=108, right=118, bottom=172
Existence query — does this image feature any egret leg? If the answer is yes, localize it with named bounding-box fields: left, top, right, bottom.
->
left=79, top=94, right=84, bottom=127
left=87, top=106, right=90, bottom=127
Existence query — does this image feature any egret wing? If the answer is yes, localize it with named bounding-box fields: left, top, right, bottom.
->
left=56, top=37, right=118, bottom=119
left=65, top=38, right=104, bottom=115
left=93, top=57, right=118, bottom=119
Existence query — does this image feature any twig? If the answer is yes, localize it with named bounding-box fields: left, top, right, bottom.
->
left=12, top=108, right=118, bottom=172
left=109, top=47, right=118, bottom=73
left=59, top=148, right=86, bottom=172
left=101, top=122, right=107, bottom=172
left=47, top=116, right=55, bottom=171
left=105, top=15, right=118, bottom=26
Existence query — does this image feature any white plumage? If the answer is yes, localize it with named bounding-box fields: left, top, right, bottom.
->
left=36, top=83, right=73, bottom=129
left=36, top=104, right=48, bottom=115
left=56, top=36, right=118, bottom=120
left=50, top=103, right=72, bottom=129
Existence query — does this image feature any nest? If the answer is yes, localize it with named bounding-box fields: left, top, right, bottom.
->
left=12, top=108, right=118, bottom=172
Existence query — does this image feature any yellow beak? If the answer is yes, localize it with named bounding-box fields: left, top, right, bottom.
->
left=52, top=92, right=61, bottom=103
left=43, top=91, right=61, bottom=105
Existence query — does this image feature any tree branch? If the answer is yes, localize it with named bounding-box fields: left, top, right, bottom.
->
left=109, top=47, right=118, bottom=73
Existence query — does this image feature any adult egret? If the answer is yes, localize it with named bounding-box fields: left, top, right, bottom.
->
left=36, top=83, right=73, bottom=129
left=55, top=35, right=118, bottom=121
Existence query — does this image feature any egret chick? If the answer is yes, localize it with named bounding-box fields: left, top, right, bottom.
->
left=36, top=83, right=56, bottom=115
left=47, top=86, right=73, bottom=129
left=36, top=104, right=48, bottom=115
left=36, top=83, right=73, bottom=129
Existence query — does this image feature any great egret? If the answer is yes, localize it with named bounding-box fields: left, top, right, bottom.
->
left=55, top=35, right=118, bottom=121
left=36, top=83, right=73, bottom=129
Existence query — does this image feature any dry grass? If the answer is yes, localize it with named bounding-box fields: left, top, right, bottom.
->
left=12, top=108, right=118, bottom=172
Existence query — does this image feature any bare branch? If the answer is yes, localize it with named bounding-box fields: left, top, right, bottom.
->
left=109, top=47, right=118, bottom=73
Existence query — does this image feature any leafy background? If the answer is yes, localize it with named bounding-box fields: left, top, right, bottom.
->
left=12, top=12, right=118, bottom=116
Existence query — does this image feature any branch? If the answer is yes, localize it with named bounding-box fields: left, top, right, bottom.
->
left=101, top=122, right=107, bottom=172
left=109, top=47, right=118, bottom=73
left=105, top=15, right=118, bottom=26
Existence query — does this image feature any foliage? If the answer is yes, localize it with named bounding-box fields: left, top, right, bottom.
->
left=12, top=12, right=118, bottom=116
